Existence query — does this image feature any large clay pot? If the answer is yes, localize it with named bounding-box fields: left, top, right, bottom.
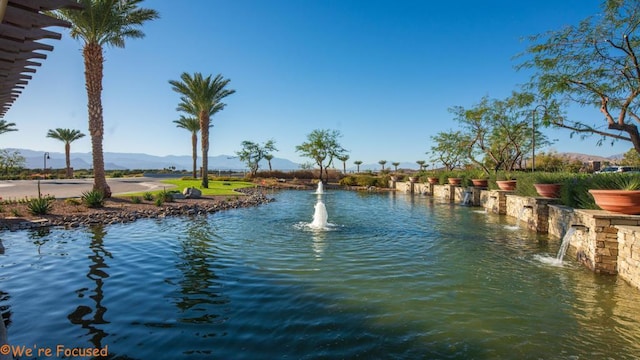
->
left=427, top=177, right=439, bottom=185
left=448, top=177, right=462, bottom=186
left=534, top=183, right=561, bottom=198
left=496, top=180, right=517, bottom=191
left=589, top=189, right=640, bottom=215
left=471, top=179, right=488, bottom=188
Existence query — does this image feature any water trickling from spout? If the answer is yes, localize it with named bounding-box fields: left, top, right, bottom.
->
left=556, top=227, right=576, bottom=262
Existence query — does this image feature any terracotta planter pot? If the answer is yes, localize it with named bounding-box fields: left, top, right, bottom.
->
left=408, top=177, right=418, bottom=183
left=471, top=179, right=488, bottom=188
left=427, top=177, right=439, bottom=185
left=496, top=180, right=516, bottom=191
left=589, top=189, right=640, bottom=215
left=448, top=177, right=462, bottom=186
left=534, top=183, right=561, bottom=198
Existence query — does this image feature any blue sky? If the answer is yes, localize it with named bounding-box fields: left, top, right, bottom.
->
left=2, top=0, right=631, bottom=167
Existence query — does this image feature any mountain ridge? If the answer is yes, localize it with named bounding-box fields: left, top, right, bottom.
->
left=7, top=148, right=624, bottom=172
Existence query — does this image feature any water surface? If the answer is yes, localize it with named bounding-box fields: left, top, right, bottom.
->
left=1, top=190, right=639, bottom=359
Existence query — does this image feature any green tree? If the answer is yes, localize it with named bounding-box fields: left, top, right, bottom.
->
left=295, top=129, right=347, bottom=183
left=621, top=148, right=640, bottom=167
left=46, top=128, right=86, bottom=178
left=391, top=162, right=400, bottom=172
left=354, top=160, right=362, bottom=173
left=449, top=92, right=553, bottom=172
left=236, top=139, right=277, bottom=177
left=174, top=116, right=208, bottom=179
left=169, top=73, right=235, bottom=188
left=520, top=1, right=640, bottom=154
left=416, top=160, right=426, bottom=171
left=429, top=131, right=468, bottom=171
left=0, top=149, right=25, bottom=176
left=338, top=154, right=350, bottom=173
left=0, top=120, right=17, bottom=135
left=52, top=0, right=159, bottom=197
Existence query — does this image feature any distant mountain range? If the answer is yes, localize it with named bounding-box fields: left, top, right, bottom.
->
left=7, top=148, right=623, bottom=172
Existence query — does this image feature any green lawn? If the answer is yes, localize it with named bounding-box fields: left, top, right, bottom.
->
left=117, top=179, right=256, bottom=198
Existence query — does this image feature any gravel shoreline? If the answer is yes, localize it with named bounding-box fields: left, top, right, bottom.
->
left=0, top=187, right=274, bottom=232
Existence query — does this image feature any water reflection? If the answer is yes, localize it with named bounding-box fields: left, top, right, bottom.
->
left=171, top=219, right=229, bottom=324
left=67, top=225, right=111, bottom=349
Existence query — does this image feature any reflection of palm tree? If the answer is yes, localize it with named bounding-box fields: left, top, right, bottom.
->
left=68, top=225, right=111, bottom=349
left=173, top=220, right=229, bottom=324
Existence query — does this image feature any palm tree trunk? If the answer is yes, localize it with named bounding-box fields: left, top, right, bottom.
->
left=84, top=42, right=111, bottom=197
left=65, top=142, right=72, bottom=178
left=200, top=113, right=209, bottom=188
left=191, top=132, right=198, bottom=179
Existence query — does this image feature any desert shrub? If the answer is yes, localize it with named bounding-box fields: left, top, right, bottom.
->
left=82, top=190, right=104, bottom=208
left=11, top=209, right=21, bottom=216
left=65, top=198, right=82, bottom=206
left=157, top=189, right=173, bottom=202
left=143, top=192, right=154, bottom=201
left=27, top=197, right=53, bottom=215
left=155, top=197, right=164, bottom=206
left=339, top=175, right=358, bottom=186
left=130, top=196, right=142, bottom=204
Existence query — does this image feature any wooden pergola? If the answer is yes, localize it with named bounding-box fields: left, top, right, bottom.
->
left=0, top=0, right=82, bottom=118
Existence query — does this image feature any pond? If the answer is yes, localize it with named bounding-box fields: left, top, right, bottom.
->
left=1, top=190, right=639, bottom=359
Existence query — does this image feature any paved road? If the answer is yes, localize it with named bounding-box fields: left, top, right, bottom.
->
left=0, top=177, right=177, bottom=199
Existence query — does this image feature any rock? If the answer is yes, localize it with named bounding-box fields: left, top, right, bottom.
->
left=183, top=187, right=202, bottom=199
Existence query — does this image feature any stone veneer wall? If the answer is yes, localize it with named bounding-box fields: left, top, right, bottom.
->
left=617, top=226, right=640, bottom=289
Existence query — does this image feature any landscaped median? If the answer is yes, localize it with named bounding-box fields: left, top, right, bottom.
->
left=0, top=179, right=272, bottom=231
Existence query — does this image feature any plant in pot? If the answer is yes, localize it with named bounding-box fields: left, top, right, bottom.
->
left=425, top=171, right=439, bottom=185
left=495, top=172, right=517, bottom=191
left=470, top=169, right=489, bottom=188
left=588, top=173, right=640, bottom=215
left=533, top=173, right=562, bottom=198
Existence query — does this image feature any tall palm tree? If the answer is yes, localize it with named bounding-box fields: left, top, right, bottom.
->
left=0, top=120, right=17, bottom=135
left=338, top=154, right=349, bottom=173
left=354, top=160, right=362, bottom=173
left=264, top=154, right=274, bottom=172
left=47, top=128, right=86, bottom=178
left=174, top=116, right=203, bottom=179
left=52, top=0, right=159, bottom=197
left=379, top=160, right=387, bottom=171
left=392, top=162, right=400, bottom=172
left=169, top=72, right=235, bottom=188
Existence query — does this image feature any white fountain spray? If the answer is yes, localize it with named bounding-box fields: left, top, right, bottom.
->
left=309, top=182, right=329, bottom=229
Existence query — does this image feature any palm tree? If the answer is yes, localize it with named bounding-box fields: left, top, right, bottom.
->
left=0, top=120, right=17, bottom=135
left=337, top=154, right=350, bottom=174
left=416, top=160, right=426, bottom=171
left=52, top=0, right=159, bottom=197
left=392, top=162, right=400, bottom=172
left=379, top=160, right=387, bottom=171
left=169, top=72, right=235, bottom=188
left=264, top=154, right=274, bottom=172
left=174, top=116, right=206, bottom=179
left=354, top=160, right=362, bottom=173
left=46, top=128, right=85, bottom=178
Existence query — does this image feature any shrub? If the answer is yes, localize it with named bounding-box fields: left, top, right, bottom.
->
left=11, top=208, right=21, bottom=217
left=130, top=196, right=142, bottom=204
left=65, top=198, right=82, bottom=206
left=154, top=197, right=164, bottom=206
left=27, top=197, right=53, bottom=215
left=82, top=190, right=104, bottom=208
left=157, top=189, right=173, bottom=202
left=143, top=192, right=154, bottom=201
